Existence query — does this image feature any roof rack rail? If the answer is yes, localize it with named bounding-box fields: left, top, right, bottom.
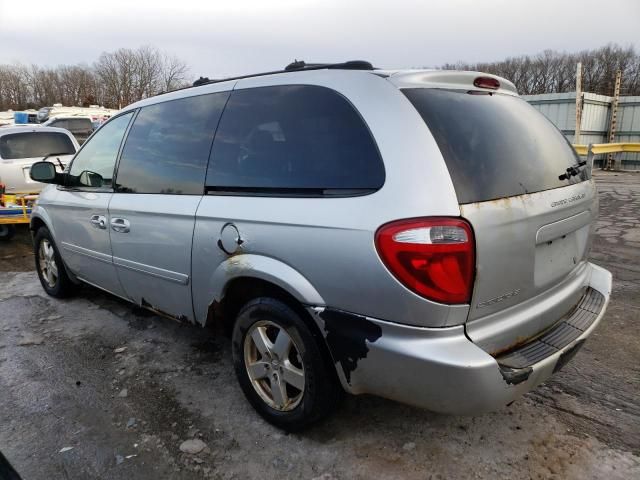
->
left=284, top=60, right=374, bottom=71
left=187, top=60, right=375, bottom=89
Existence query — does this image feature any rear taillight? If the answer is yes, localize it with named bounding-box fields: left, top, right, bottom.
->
left=375, top=218, right=475, bottom=304
left=473, top=76, right=500, bottom=90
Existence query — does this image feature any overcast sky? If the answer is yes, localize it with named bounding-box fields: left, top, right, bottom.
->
left=1, top=0, right=638, bottom=79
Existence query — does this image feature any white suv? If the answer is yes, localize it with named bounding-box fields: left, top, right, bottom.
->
left=0, top=126, right=78, bottom=194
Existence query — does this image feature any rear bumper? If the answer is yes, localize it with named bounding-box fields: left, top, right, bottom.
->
left=312, top=262, right=612, bottom=414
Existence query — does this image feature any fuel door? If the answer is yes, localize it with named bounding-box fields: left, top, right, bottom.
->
left=218, top=223, right=243, bottom=255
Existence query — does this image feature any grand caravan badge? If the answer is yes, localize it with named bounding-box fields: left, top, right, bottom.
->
left=477, top=289, right=522, bottom=309
left=550, top=193, right=586, bottom=208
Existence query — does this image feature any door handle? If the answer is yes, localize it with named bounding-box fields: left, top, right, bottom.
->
left=90, top=215, right=107, bottom=229
left=110, top=217, right=130, bottom=233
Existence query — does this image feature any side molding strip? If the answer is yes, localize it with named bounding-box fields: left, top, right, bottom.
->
left=113, top=256, right=189, bottom=285
left=61, top=242, right=112, bottom=264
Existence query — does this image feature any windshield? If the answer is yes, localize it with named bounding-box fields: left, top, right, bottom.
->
left=0, top=132, right=76, bottom=160
left=403, top=88, right=587, bottom=204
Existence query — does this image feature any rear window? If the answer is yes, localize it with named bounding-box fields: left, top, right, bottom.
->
left=403, top=88, right=587, bottom=204
left=69, top=118, right=92, bottom=130
left=206, top=85, right=384, bottom=195
left=0, top=132, right=76, bottom=160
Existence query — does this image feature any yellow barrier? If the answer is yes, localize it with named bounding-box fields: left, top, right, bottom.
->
left=573, top=143, right=640, bottom=156
left=573, top=145, right=588, bottom=156
left=0, top=194, right=37, bottom=225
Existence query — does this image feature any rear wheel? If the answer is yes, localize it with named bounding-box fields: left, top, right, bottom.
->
left=0, top=225, right=16, bottom=241
left=33, top=227, right=72, bottom=297
left=232, top=297, right=342, bottom=431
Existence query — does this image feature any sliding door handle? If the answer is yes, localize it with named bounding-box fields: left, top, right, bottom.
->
left=90, top=215, right=107, bottom=229
left=110, top=217, right=130, bottom=233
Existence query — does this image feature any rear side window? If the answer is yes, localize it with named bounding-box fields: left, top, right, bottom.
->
left=116, top=92, right=229, bottom=194
left=51, top=119, right=69, bottom=129
left=0, top=132, right=75, bottom=160
left=403, top=88, right=586, bottom=204
left=69, top=118, right=92, bottom=130
left=206, top=85, right=384, bottom=195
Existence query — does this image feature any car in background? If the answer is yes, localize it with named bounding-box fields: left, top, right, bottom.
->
left=0, top=126, right=78, bottom=194
left=42, top=116, right=94, bottom=144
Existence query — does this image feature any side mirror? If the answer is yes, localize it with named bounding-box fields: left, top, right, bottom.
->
left=78, top=170, right=104, bottom=187
left=30, top=161, right=58, bottom=183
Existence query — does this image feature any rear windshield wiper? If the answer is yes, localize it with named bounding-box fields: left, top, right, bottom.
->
left=42, top=152, right=71, bottom=170
left=559, top=160, right=587, bottom=181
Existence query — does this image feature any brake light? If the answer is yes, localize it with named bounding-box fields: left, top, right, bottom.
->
left=473, top=76, right=500, bottom=90
left=375, top=218, right=475, bottom=304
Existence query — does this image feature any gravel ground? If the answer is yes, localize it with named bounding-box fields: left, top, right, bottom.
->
left=0, top=171, right=639, bottom=479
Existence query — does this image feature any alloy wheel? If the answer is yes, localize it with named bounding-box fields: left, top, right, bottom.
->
left=243, top=320, right=306, bottom=411
left=38, top=239, right=58, bottom=288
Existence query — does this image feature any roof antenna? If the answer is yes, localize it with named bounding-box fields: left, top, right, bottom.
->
left=193, top=76, right=211, bottom=87
left=285, top=60, right=307, bottom=71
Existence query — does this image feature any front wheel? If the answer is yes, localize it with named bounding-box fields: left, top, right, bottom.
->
left=33, top=227, right=72, bottom=297
left=232, top=297, right=343, bottom=431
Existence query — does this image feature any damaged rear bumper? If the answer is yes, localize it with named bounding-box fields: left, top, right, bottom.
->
left=310, top=262, right=612, bottom=415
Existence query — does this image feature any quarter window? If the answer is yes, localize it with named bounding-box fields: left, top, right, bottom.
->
left=69, top=118, right=92, bottom=131
left=115, top=92, right=229, bottom=195
left=206, top=85, right=384, bottom=195
left=69, top=112, right=134, bottom=188
left=51, top=119, right=68, bottom=129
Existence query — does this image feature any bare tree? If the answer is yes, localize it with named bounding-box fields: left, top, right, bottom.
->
left=93, top=46, right=189, bottom=108
left=133, top=45, right=162, bottom=100
left=161, top=53, right=189, bottom=92
left=439, top=43, right=640, bottom=96
left=0, top=64, right=30, bottom=110
left=0, top=45, right=190, bottom=111
left=5, top=42, right=637, bottom=112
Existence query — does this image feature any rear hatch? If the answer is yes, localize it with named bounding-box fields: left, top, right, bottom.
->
left=403, top=86, right=595, bottom=354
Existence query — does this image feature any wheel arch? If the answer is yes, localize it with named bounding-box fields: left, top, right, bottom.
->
left=197, top=253, right=325, bottom=327
left=207, top=274, right=342, bottom=394
left=31, top=211, right=80, bottom=284
left=30, top=209, right=55, bottom=238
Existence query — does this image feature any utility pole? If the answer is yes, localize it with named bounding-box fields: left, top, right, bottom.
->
left=606, top=70, right=622, bottom=170
left=574, top=62, right=583, bottom=145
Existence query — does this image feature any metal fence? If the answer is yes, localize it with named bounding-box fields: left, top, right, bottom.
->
left=523, top=92, right=640, bottom=170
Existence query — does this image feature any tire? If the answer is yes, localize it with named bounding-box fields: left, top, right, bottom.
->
left=232, top=297, right=343, bottom=431
left=0, top=224, right=16, bottom=241
left=33, top=227, right=73, bottom=298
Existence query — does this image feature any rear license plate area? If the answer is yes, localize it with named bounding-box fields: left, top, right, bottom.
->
left=535, top=228, right=588, bottom=287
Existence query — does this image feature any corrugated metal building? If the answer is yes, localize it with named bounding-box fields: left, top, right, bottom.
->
left=617, top=96, right=640, bottom=164
left=523, top=92, right=640, bottom=169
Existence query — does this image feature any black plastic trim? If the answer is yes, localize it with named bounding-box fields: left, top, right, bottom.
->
left=495, top=287, right=603, bottom=372
left=499, top=365, right=533, bottom=385
left=204, top=186, right=378, bottom=198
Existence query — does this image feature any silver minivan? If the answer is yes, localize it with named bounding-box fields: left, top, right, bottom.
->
left=30, top=61, right=612, bottom=430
